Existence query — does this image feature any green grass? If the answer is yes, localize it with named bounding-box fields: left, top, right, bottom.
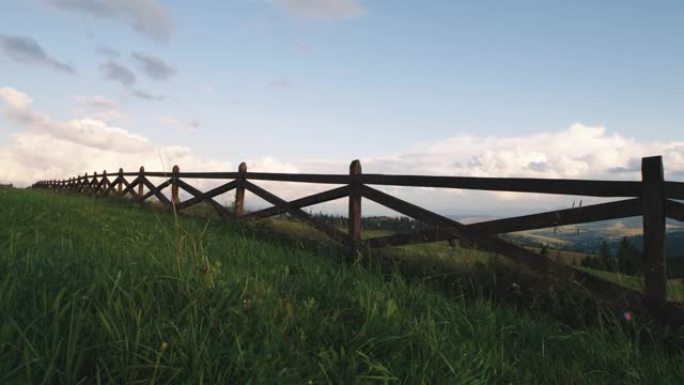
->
left=577, top=267, right=684, bottom=303
left=2, top=188, right=684, bottom=384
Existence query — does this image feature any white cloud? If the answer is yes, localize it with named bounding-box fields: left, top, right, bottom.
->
left=350, top=124, right=684, bottom=214
left=360, top=124, right=684, bottom=181
left=0, top=87, right=157, bottom=184
left=0, top=87, right=33, bottom=109
left=1, top=90, right=147, bottom=154
left=74, top=95, right=125, bottom=121
left=0, top=87, right=284, bottom=196
left=275, top=0, right=365, bottom=20
left=77, top=95, right=118, bottom=110
left=2, top=87, right=683, bottom=216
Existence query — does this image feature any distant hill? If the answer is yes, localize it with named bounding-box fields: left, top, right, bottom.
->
left=509, top=218, right=684, bottom=258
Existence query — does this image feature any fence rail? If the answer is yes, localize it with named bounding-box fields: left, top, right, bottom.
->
left=32, top=155, right=684, bottom=324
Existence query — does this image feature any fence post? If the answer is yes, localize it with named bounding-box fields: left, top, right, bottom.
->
left=642, top=156, right=667, bottom=319
left=102, top=170, right=108, bottom=196
left=235, top=162, right=246, bottom=217
left=93, top=171, right=98, bottom=195
left=349, top=160, right=362, bottom=253
left=118, top=168, right=123, bottom=194
left=171, top=165, right=179, bottom=208
left=83, top=173, right=88, bottom=193
left=138, top=166, right=145, bottom=203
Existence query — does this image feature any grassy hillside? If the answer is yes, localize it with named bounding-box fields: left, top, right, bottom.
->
left=2, top=188, right=684, bottom=384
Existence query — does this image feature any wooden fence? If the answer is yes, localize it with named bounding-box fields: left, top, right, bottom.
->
left=32, top=156, right=684, bottom=324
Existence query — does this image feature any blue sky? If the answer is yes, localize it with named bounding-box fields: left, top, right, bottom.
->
left=1, top=0, right=683, bottom=214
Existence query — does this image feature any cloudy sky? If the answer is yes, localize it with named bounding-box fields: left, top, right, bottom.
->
left=1, top=0, right=683, bottom=215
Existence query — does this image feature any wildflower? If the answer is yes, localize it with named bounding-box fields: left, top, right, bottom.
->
left=623, top=311, right=633, bottom=322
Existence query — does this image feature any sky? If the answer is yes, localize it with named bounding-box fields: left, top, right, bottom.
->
left=0, top=0, right=683, bottom=215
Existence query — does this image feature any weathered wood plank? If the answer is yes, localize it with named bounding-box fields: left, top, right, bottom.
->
left=666, top=181, right=684, bottom=200
left=116, top=168, right=124, bottom=194
left=171, top=165, right=179, bottom=207
left=359, top=185, right=472, bottom=242
left=90, top=173, right=99, bottom=193
left=95, top=172, right=110, bottom=194
left=99, top=176, right=111, bottom=196
left=176, top=180, right=238, bottom=210
left=641, top=156, right=667, bottom=313
left=78, top=174, right=87, bottom=193
left=471, top=198, right=642, bottom=234
left=89, top=174, right=97, bottom=192
left=243, top=180, right=349, bottom=245
left=360, top=174, right=642, bottom=197
left=137, top=167, right=144, bottom=203
left=120, top=177, right=141, bottom=201
left=235, top=163, right=246, bottom=217
left=143, top=171, right=239, bottom=179
left=349, top=160, right=362, bottom=244
left=105, top=176, right=121, bottom=195
left=359, top=185, right=644, bottom=303
left=176, top=179, right=234, bottom=220
left=141, top=179, right=171, bottom=201
left=243, top=185, right=351, bottom=220
left=119, top=169, right=645, bottom=198
left=366, top=198, right=641, bottom=248
left=141, top=177, right=172, bottom=205
left=666, top=199, right=684, bottom=222
left=245, top=172, right=350, bottom=184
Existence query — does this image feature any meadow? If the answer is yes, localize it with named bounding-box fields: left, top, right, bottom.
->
left=2, top=188, right=684, bottom=384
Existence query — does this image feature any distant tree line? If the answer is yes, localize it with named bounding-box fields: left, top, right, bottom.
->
left=580, top=237, right=642, bottom=276
left=311, top=214, right=429, bottom=233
